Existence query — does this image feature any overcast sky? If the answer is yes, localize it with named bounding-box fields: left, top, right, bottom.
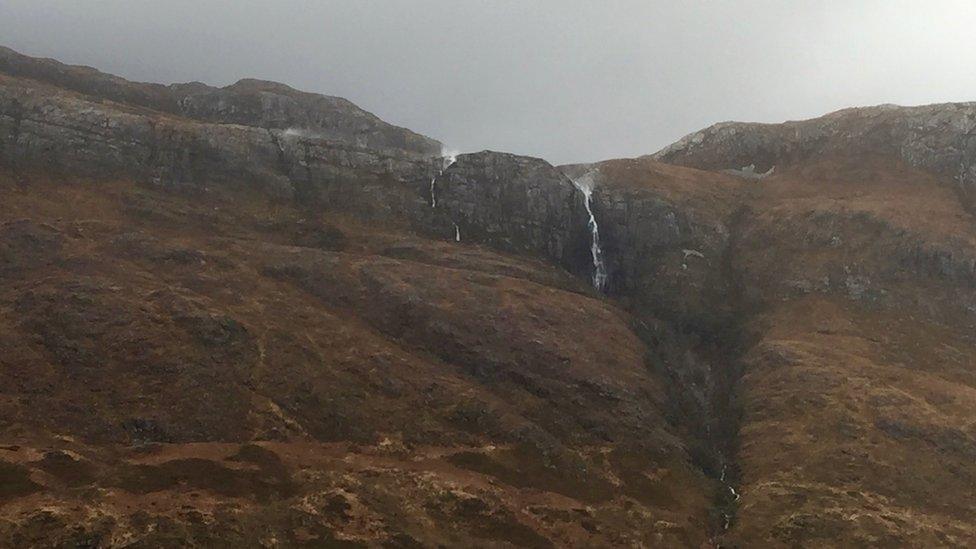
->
left=2, top=1, right=976, bottom=164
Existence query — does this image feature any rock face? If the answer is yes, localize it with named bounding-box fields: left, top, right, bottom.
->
left=0, top=73, right=288, bottom=194
left=171, top=78, right=442, bottom=154
left=0, top=60, right=441, bottom=207
left=0, top=52, right=592, bottom=275
left=562, top=160, right=742, bottom=326
left=652, top=102, right=976, bottom=209
left=0, top=45, right=441, bottom=155
left=434, top=151, right=592, bottom=276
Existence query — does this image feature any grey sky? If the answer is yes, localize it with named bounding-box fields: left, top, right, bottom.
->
left=2, top=1, right=975, bottom=165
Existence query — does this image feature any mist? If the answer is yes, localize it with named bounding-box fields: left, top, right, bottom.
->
left=3, top=0, right=975, bottom=165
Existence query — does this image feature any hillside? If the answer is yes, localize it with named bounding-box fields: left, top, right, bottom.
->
left=2, top=46, right=976, bottom=547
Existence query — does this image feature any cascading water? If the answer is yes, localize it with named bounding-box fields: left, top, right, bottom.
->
left=442, top=152, right=458, bottom=171
left=719, top=464, right=739, bottom=530
left=572, top=172, right=608, bottom=291
left=429, top=149, right=463, bottom=244
left=430, top=150, right=458, bottom=208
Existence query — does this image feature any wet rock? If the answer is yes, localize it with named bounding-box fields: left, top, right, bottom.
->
left=435, top=151, right=592, bottom=275
left=560, top=159, right=738, bottom=331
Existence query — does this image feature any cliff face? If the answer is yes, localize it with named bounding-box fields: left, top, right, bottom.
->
left=433, top=152, right=592, bottom=276
left=3, top=44, right=976, bottom=548
left=0, top=64, right=591, bottom=273
left=0, top=45, right=442, bottom=155
left=652, top=102, right=976, bottom=210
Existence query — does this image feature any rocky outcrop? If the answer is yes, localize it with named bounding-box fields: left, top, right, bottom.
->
left=433, top=151, right=592, bottom=276
left=594, top=179, right=727, bottom=318
left=653, top=103, right=976, bottom=208
left=0, top=70, right=444, bottom=219
left=0, top=47, right=596, bottom=282
left=561, top=158, right=743, bottom=328
left=731, top=198, right=976, bottom=319
left=0, top=74, right=287, bottom=194
left=0, top=45, right=441, bottom=155
left=171, top=78, right=442, bottom=155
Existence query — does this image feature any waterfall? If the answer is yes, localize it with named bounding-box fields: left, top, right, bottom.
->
left=720, top=464, right=739, bottom=530
left=572, top=173, right=608, bottom=291
left=430, top=149, right=462, bottom=244
left=430, top=149, right=458, bottom=208
left=442, top=151, right=458, bottom=171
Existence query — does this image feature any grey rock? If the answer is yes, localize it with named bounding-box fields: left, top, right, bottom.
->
left=0, top=49, right=593, bottom=280
left=558, top=163, right=736, bottom=329
left=652, top=102, right=976, bottom=209
left=0, top=45, right=441, bottom=156
left=433, top=151, right=592, bottom=276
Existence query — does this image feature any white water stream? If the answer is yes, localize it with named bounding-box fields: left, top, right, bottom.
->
left=571, top=172, right=608, bottom=291
left=430, top=150, right=458, bottom=208
left=720, top=464, right=740, bottom=530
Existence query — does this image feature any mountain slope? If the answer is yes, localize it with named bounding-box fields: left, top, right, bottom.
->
left=3, top=44, right=976, bottom=547
left=0, top=46, right=717, bottom=547
left=0, top=174, right=720, bottom=547
left=572, top=117, right=976, bottom=545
